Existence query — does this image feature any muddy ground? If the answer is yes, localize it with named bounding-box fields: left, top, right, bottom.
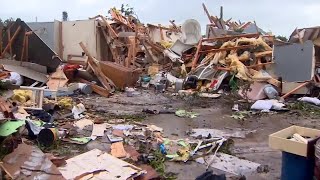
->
left=11, top=90, right=318, bottom=180
left=79, top=90, right=320, bottom=180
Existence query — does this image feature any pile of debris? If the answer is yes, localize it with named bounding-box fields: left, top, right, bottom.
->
left=1, top=2, right=320, bottom=179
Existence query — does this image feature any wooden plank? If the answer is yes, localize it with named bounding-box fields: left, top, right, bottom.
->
left=79, top=42, right=112, bottom=90
left=199, top=45, right=254, bottom=54
left=20, top=31, right=27, bottom=61
left=47, top=68, right=69, bottom=90
left=203, top=33, right=260, bottom=42
left=99, top=15, right=118, bottom=38
left=7, top=28, right=12, bottom=56
left=191, top=39, right=203, bottom=69
left=281, top=81, right=309, bottom=99
left=255, top=51, right=272, bottom=58
left=25, top=33, right=29, bottom=61
left=202, top=3, right=214, bottom=24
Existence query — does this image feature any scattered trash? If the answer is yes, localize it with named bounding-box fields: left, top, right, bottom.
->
left=111, top=141, right=127, bottom=158
left=196, top=153, right=261, bottom=176
left=232, top=104, right=239, bottom=112
left=0, top=120, right=25, bottom=137
left=1, top=144, right=63, bottom=179
left=298, top=97, right=320, bottom=106
left=58, top=149, right=144, bottom=179
left=190, top=128, right=254, bottom=139
left=198, top=93, right=221, bottom=98
left=72, top=103, right=86, bottom=119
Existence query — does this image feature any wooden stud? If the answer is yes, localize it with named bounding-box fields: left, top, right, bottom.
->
left=281, top=81, right=310, bottom=99
left=79, top=42, right=112, bottom=91
left=7, top=28, right=12, bottom=57
left=20, top=31, right=27, bottom=62
left=1, top=26, right=21, bottom=57
left=199, top=45, right=254, bottom=54
left=202, top=3, right=214, bottom=24
left=191, top=38, right=203, bottom=70
left=203, top=33, right=260, bottom=42
left=25, top=33, right=29, bottom=61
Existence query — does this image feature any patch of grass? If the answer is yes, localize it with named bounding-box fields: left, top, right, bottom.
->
left=289, top=102, right=320, bottom=118
left=149, top=150, right=177, bottom=180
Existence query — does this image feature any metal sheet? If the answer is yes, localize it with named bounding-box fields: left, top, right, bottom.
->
left=1, top=144, right=64, bottom=179
left=274, top=40, right=315, bottom=82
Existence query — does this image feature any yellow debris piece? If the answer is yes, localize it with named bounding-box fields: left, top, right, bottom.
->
left=58, top=97, right=73, bottom=109
left=12, top=90, right=32, bottom=103
left=160, top=41, right=173, bottom=49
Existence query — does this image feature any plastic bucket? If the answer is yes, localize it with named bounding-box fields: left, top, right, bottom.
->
left=78, top=83, right=93, bottom=94
left=38, top=128, right=57, bottom=146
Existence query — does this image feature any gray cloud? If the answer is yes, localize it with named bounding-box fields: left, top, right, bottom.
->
left=1, top=0, right=320, bottom=37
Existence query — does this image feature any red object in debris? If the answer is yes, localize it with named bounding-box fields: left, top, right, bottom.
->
left=210, top=79, right=218, bottom=88
left=63, top=64, right=81, bottom=80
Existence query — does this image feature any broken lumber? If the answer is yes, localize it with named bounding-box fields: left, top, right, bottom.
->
left=79, top=42, right=112, bottom=91
left=1, top=26, right=21, bottom=57
left=281, top=81, right=310, bottom=99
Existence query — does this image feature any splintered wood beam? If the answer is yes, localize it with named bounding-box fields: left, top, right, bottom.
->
left=281, top=81, right=310, bottom=99
left=20, top=31, right=27, bottom=62
left=202, top=3, right=214, bottom=24
left=96, top=15, right=118, bottom=38
left=191, top=38, right=203, bottom=70
left=79, top=42, right=112, bottom=91
left=199, top=45, right=254, bottom=54
left=25, top=34, right=29, bottom=62
left=7, top=28, right=12, bottom=56
left=1, top=26, right=21, bottom=57
left=203, top=33, right=260, bottom=42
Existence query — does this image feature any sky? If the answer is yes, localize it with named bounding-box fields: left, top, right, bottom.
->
left=1, top=0, right=320, bottom=37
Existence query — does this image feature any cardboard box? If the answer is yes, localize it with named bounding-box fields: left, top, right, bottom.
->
left=269, top=126, right=320, bottom=157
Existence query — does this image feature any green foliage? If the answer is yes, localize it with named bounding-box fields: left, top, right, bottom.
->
left=120, top=4, right=135, bottom=16
left=289, top=102, right=320, bottom=118
left=150, top=150, right=177, bottom=179
left=0, top=17, right=14, bottom=27
left=62, top=11, right=68, bottom=21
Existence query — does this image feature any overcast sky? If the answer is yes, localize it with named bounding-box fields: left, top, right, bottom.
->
left=1, top=0, right=320, bottom=37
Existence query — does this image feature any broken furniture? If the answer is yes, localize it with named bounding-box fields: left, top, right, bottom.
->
left=18, top=86, right=57, bottom=110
